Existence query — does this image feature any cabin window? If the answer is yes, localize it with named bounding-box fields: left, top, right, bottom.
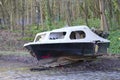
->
left=70, top=31, right=85, bottom=39
left=35, top=34, right=46, bottom=42
left=49, top=32, right=66, bottom=40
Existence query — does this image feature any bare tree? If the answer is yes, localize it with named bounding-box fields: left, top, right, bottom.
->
left=21, top=0, right=25, bottom=36
left=99, top=0, right=109, bottom=33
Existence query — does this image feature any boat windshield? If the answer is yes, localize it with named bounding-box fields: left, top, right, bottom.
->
left=49, top=32, right=66, bottom=40
left=34, top=33, right=46, bottom=42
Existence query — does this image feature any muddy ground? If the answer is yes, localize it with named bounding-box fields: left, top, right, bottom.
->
left=0, top=52, right=120, bottom=80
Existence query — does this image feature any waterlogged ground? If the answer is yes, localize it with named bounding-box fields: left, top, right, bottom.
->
left=0, top=51, right=120, bottom=80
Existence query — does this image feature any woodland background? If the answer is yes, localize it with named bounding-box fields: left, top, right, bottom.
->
left=0, top=0, right=120, bottom=53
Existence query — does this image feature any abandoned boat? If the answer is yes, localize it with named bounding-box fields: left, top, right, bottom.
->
left=24, top=25, right=110, bottom=60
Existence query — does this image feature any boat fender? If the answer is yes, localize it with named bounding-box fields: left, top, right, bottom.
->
left=94, top=40, right=100, bottom=54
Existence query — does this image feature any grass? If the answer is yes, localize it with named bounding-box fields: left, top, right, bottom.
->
left=108, top=30, right=120, bottom=54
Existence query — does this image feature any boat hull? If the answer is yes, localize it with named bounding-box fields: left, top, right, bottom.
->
left=25, top=42, right=109, bottom=60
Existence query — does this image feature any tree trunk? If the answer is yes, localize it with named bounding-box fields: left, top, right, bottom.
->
left=0, top=2, right=5, bottom=28
left=107, top=0, right=113, bottom=27
left=35, top=0, right=40, bottom=29
left=45, top=0, right=52, bottom=30
left=40, top=0, right=44, bottom=30
left=66, top=0, right=72, bottom=26
left=22, top=0, right=25, bottom=36
left=99, top=0, right=109, bottom=33
left=83, top=1, right=89, bottom=26
left=10, top=0, right=13, bottom=31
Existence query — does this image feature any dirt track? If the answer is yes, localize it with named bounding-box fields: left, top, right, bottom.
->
left=0, top=53, right=120, bottom=80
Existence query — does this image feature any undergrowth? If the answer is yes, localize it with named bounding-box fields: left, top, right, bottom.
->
left=108, top=30, right=120, bottom=54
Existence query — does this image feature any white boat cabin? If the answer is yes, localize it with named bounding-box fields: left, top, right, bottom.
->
left=33, top=25, right=110, bottom=44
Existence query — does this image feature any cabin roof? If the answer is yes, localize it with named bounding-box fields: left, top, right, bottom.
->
left=36, top=25, right=89, bottom=35
left=51, top=25, right=89, bottom=32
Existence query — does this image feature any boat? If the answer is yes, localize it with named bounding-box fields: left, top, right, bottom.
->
left=24, top=25, right=110, bottom=60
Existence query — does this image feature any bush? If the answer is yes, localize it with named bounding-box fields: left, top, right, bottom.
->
left=108, top=30, right=120, bottom=54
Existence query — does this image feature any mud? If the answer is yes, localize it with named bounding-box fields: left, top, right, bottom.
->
left=0, top=53, right=120, bottom=80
